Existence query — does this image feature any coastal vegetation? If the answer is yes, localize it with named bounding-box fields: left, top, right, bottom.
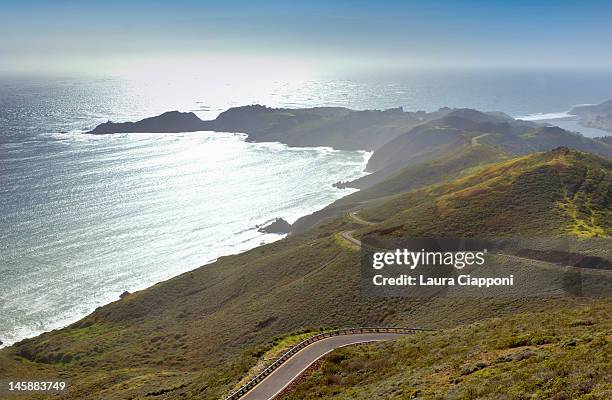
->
left=281, top=302, right=611, bottom=399
left=359, top=147, right=612, bottom=238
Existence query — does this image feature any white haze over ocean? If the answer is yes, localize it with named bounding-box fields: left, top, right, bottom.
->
left=1, top=69, right=612, bottom=346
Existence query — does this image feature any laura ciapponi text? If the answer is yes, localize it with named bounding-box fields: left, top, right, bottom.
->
left=372, top=274, right=515, bottom=288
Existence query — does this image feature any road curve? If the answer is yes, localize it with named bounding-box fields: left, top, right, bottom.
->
left=240, top=333, right=405, bottom=400
left=340, top=229, right=362, bottom=248
left=339, top=211, right=378, bottom=249
left=347, top=211, right=378, bottom=226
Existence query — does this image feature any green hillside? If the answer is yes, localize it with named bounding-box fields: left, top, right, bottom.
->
left=359, top=147, right=612, bottom=238
left=367, top=109, right=612, bottom=175
left=292, top=143, right=507, bottom=233
left=281, top=302, right=611, bottom=400
left=0, top=149, right=609, bottom=399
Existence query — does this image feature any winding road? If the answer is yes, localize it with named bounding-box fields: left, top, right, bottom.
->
left=239, top=332, right=406, bottom=400
left=347, top=211, right=377, bottom=226
left=339, top=211, right=377, bottom=249
left=341, top=211, right=611, bottom=275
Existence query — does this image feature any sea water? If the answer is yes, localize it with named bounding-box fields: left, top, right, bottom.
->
left=0, top=130, right=369, bottom=346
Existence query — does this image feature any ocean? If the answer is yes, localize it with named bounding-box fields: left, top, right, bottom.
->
left=1, top=68, right=612, bottom=346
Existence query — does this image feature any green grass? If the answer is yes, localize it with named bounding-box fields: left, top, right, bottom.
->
left=359, top=148, right=612, bottom=238
left=340, top=143, right=507, bottom=205
left=293, top=144, right=508, bottom=234
left=281, top=302, right=612, bottom=400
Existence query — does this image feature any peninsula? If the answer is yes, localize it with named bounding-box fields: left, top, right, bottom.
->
left=86, top=105, right=450, bottom=151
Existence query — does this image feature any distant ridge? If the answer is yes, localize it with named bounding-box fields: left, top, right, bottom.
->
left=85, top=105, right=452, bottom=151
left=86, top=105, right=612, bottom=173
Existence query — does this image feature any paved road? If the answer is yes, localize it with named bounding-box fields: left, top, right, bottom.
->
left=341, top=211, right=610, bottom=276
left=471, top=133, right=489, bottom=146
left=340, top=229, right=362, bottom=248
left=240, top=333, right=405, bottom=400
left=339, top=211, right=378, bottom=249
left=348, top=211, right=378, bottom=226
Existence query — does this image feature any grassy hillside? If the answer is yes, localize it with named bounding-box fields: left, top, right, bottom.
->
left=4, top=219, right=584, bottom=399
left=0, top=149, right=609, bottom=399
left=281, top=302, right=611, bottom=400
left=366, top=109, right=612, bottom=179
left=292, top=143, right=507, bottom=233
left=359, top=147, right=612, bottom=238
left=293, top=110, right=612, bottom=234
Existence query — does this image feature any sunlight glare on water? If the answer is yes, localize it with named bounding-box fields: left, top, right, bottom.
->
left=0, top=128, right=369, bottom=346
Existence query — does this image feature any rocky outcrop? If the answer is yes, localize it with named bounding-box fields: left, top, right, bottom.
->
left=258, top=218, right=292, bottom=234
left=87, top=111, right=208, bottom=134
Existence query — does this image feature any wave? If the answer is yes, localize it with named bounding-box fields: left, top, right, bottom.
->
left=516, top=104, right=596, bottom=121
left=516, top=111, right=575, bottom=121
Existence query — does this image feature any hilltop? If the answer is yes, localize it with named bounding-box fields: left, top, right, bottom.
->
left=0, top=148, right=609, bottom=399
left=359, top=147, right=612, bottom=238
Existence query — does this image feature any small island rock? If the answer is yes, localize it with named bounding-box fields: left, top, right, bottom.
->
left=258, top=218, right=291, bottom=234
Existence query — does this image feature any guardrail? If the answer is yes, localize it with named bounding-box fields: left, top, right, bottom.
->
left=223, top=327, right=429, bottom=400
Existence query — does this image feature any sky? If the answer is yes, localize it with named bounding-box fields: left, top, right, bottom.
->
left=1, top=0, right=612, bottom=76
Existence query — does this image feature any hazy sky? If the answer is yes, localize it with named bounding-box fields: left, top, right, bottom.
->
left=1, top=0, right=611, bottom=76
